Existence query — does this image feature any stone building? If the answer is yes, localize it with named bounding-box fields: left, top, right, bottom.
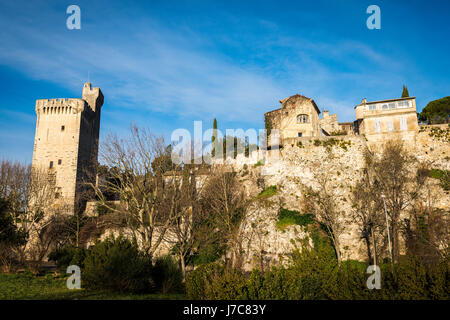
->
left=354, top=96, right=419, bottom=143
left=265, top=94, right=322, bottom=145
left=32, top=83, right=104, bottom=212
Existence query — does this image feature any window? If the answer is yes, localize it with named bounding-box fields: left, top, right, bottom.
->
left=298, top=132, right=302, bottom=137
left=49, top=161, right=53, bottom=169
left=400, top=116, right=407, bottom=131
left=368, top=104, right=377, bottom=110
left=55, top=192, right=60, bottom=199
left=398, top=101, right=410, bottom=108
left=297, top=114, right=309, bottom=123
left=374, top=119, right=381, bottom=133
left=387, top=120, right=394, bottom=132
left=58, top=159, right=62, bottom=165
left=61, top=125, right=65, bottom=131
left=389, top=103, right=396, bottom=109
left=382, top=104, right=389, bottom=110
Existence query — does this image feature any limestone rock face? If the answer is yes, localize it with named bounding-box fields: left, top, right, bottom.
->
left=232, top=130, right=449, bottom=270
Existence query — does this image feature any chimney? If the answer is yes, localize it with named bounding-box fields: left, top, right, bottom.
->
left=362, top=98, right=367, bottom=104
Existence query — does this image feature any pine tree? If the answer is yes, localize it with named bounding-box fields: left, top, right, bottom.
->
left=402, top=85, right=410, bottom=98
left=212, top=118, right=217, bottom=158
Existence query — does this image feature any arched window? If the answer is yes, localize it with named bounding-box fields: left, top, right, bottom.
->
left=297, top=114, right=309, bottom=123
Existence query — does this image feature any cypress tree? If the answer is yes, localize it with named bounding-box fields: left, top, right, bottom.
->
left=402, top=85, right=410, bottom=98
left=212, top=118, right=217, bottom=157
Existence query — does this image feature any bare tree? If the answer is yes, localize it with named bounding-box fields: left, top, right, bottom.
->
left=350, top=151, right=385, bottom=265
left=201, top=166, right=246, bottom=269
left=0, top=160, right=72, bottom=269
left=89, top=125, right=185, bottom=261
left=165, top=168, right=209, bottom=279
left=301, top=154, right=348, bottom=265
left=365, top=140, right=426, bottom=263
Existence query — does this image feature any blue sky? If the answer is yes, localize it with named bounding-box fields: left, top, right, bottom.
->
left=0, top=0, right=449, bottom=162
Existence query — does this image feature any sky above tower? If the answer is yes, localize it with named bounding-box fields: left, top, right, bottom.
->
left=0, top=0, right=449, bottom=162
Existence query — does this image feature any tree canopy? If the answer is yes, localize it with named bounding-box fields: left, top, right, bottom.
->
left=418, top=96, right=450, bottom=124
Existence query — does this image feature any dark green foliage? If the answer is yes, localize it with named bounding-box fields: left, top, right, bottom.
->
left=0, top=198, right=26, bottom=245
left=276, top=208, right=315, bottom=229
left=186, top=244, right=450, bottom=300
left=48, top=246, right=87, bottom=272
left=427, top=168, right=450, bottom=190
left=212, top=118, right=217, bottom=157
left=185, top=263, right=246, bottom=299
left=190, top=242, right=225, bottom=266
left=151, top=255, right=183, bottom=294
left=83, top=236, right=153, bottom=293
left=402, top=85, right=410, bottom=98
left=419, top=96, right=450, bottom=124
left=151, top=145, right=175, bottom=174
left=0, top=198, right=27, bottom=270
left=256, top=185, right=277, bottom=198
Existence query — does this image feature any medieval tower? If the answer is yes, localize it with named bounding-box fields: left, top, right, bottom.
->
left=32, top=83, right=104, bottom=212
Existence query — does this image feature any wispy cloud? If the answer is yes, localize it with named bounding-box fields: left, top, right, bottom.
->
left=0, top=0, right=417, bottom=127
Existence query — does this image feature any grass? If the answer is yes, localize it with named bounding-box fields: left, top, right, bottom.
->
left=256, top=185, right=277, bottom=199
left=276, top=208, right=315, bottom=230
left=428, top=168, right=450, bottom=191
left=0, top=273, right=185, bottom=300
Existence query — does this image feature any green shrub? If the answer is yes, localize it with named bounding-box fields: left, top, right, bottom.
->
left=186, top=263, right=246, bottom=299
left=151, top=255, right=183, bottom=294
left=253, top=160, right=264, bottom=167
left=48, top=246, right=86, bottom=271
left=185, top=243, right=450, bottom=300
left=256, top=185, right=277, bottom=199
left=190, top=242, right=224, bottom=266
left=82, top=236, right=153, bottom=293
left=430, top=169, right=450, bottom=190
left=276, top=208, right=315, bottom=229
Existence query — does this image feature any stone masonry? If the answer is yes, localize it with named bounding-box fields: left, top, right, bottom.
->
left=32, top=83, right=104, bottom=212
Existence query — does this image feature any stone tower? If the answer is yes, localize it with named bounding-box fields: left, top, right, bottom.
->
left=32, top=83, right=104, bottom=212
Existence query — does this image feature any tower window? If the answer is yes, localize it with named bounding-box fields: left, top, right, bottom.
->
left=49, top=161, right=54, bottom=169
left=55, top=192, right=60, bottom=199
left=58, top=159, right=62, bottom=165
left=61, top=125, right=65, bottom=131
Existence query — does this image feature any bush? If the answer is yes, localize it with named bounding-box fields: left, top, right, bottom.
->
left=82, top=236, right=153, bottom=293
left=186, top=244, right=450, bottom=300
left=186, top=263, right=246, bottom=299
left=151, top=255, right=183, bottom=294
left=256, top=185, right=277, bottom=198
left=428, top=168, right=450, bottom=191
left=48, top=246, right=86, bottom=272
left=276, top=208, right=315, bottom=229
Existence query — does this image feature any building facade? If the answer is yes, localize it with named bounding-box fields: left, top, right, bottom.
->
left=354, top=97, right=418, bottom=143
left=265, top=94, right=321, bottom=145
left=32, top=83, right=104, bottom=211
